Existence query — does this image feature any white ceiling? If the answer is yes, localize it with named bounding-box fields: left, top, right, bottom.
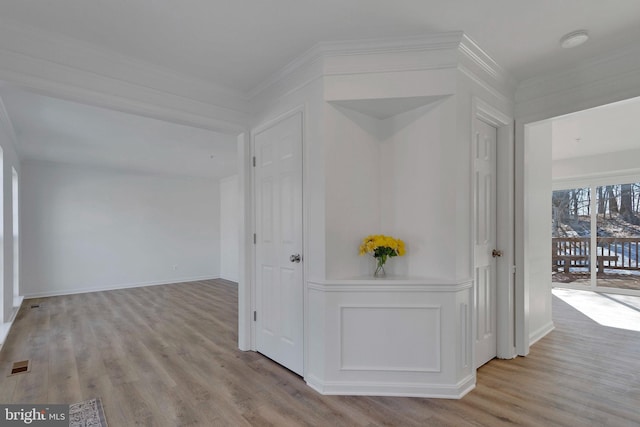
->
left=2, top=1, right=640, bottom=93
left=0, top=87, right=237, bottom=179
left=552, top=96, right=640, bottom=160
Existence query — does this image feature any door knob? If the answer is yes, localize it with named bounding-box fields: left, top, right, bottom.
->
left=492, top=249, right=503, bottom=258
left=290, top=254, right=302, bottom=263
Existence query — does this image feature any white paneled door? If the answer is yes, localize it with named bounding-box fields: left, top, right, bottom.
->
left=254, top=112, right=304, bottom=375
left=474, top=118, right=498, bottom=369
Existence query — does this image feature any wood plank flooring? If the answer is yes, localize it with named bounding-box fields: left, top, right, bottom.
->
left=1, top=279, right=639, bottom=426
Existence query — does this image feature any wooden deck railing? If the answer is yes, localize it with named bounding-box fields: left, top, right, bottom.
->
left=552, top=237, right=640, bottom=272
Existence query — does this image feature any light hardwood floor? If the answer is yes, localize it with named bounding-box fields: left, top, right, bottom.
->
left=1, top=279, right=639, bottom=426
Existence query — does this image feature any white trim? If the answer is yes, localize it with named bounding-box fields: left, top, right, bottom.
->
left=250, top=32, right=465, bottom=98
left=307, top=279, right=472, bottom=293
left=0, top=20, right=249, bottom=134
left=237, top=133, right=252, bottom=351
left=0, top=94, right=19, bottom=148
left=338, top=304, right=442, bottom=373
left=305, top=374, right=475, bottom=399
left=251, top=105, right=306, bottom=136
left=23, top=276, right=220, bottom=299
left=0, top=298, right=23, bottom=348
left=458, top=37, right=503, bottom=82
left=553, top=171, right=640, bottom=191
left=474, top=98, right=511, bottom=128
left=472, top=97, right=516, bottom=361
left=248, top=44, right=325, bottom=101
left=458, top=66, right=510, bottom=106
left=0, top=321, right=14, bottom=348
left=0, top=18, right=247, bottom=105
left=529, top=321, right=555, bottom=346
left=250, top=32, right=513, bottom=104
left=249, top=105, right=306, bottom=358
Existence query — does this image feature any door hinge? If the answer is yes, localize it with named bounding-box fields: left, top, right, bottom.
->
left=253, top=233, right=256, bottom=244
left=254, top=311, right=257, bottom=321
left=253, top=156, right=256, bottom=167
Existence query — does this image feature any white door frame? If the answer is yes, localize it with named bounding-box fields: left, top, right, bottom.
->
left=252, top=110, right=304, bottom=374
left=244, top=106, right=306, bottom=359
left=472, top=98, right=516, bottom=360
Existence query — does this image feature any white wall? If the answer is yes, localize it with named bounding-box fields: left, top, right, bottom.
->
left=21, top=160, right=220, bottom=297
left=0, top=105, right=21, bottom=332
left=323, top=104, right=380, bottom=279
left=220, top=175, right=239, bottom=282
left=524, top=122, right=554, bottom=344
left=379, top=98, right=458, bottom=279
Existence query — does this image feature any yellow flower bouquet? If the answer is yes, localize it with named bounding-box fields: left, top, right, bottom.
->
left=359, top=234, right=406, bottom=277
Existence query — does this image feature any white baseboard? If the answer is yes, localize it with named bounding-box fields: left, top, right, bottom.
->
left=305, top=374, right=475, bottom=399
left=220, top=274, right=239, bottom=283
left=0, top=322, right=11, bottom=349
left=1, top=298, right=24, bottom=348
left=529, top=321, right=555, bottom=346
left=23, top=275, right=220, bottom=299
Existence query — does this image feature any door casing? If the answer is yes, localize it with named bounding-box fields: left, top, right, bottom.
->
left=472, top=98, right=515, bottom=363
left=473, top=117, right=498, bottom=368
left=248, top=106, right=306, bottom=374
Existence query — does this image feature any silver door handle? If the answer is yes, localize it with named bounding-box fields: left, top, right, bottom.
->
left=290, top=254, right=301, bottom=263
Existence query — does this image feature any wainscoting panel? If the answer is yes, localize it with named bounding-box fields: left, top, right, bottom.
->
left=305, top=278, right=474, bottom=398
left=340, top=305, right=440, bottom=372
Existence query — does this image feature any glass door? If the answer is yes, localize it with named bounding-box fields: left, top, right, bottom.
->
left=552, top=187, right=591, bottom=287
left=596, top=183, right=640, bottom=291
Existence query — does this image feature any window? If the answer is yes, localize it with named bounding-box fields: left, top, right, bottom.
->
left=552, top=181, right=640, bottom=292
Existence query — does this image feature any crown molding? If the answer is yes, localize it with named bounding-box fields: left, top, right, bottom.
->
left=0, top=19, right=250, bottom=133
left=0, top=20, right=517, bottom=128
left=458, top=33, right=516, bottom=94
left=0, top=92, right=19, bottom=151
left=249, top=31, right=514, bottom=104
left=250, top=32, right=465, bottom=99
left=0, top=19, right=247, bottom=104
left=316, top=30, right=466, bottom=58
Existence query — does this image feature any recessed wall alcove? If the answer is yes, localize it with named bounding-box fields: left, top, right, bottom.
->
left=326, top=93, right=454, bottom=280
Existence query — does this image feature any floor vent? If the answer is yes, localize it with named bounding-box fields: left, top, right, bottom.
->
left=9, top=360, right=30, bottom=376
left=30, top=304, right=40, bottom=309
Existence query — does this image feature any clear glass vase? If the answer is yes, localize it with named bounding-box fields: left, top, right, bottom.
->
left=374, top=260, right=386, bottom=278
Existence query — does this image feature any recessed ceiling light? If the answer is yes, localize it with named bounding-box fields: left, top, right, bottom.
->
left=560, top=30, right=589, bottom=49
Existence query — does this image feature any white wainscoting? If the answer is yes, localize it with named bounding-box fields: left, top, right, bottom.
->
left=306, top=277, right=474, bottom=398
left=340, top=305, right=441, bottom=372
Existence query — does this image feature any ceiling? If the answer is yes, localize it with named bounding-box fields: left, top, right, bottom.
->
left=1, top=1, right=640, bottom=93
left=0, top=87, right=237, bottom=179
left=1, top=1, right=640, bottom=177
left=552, top=96, right=640, bottom=161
